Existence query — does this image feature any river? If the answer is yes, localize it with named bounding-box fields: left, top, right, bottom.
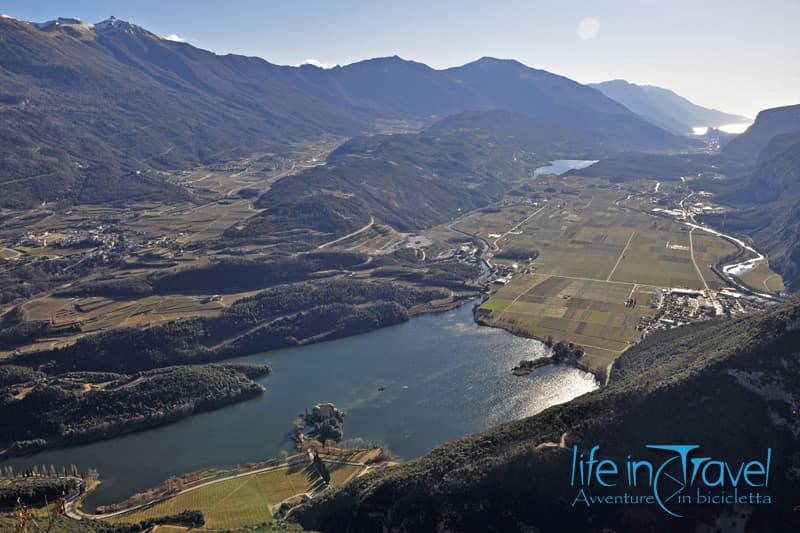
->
left=2, top=303, right=598, bottom=510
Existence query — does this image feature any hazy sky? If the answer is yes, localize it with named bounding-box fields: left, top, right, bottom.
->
left=2, top=0, right=798, bottom=118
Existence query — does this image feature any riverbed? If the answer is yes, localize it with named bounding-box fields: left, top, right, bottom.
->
left=2, top=303, right=598, bottom=510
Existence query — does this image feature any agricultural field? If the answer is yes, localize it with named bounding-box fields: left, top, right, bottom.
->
left=689, top=230, right=740, bottom=290
left=0, top=247, right=21, bottom=260
left=124, top=200, right=262, bottom=244
left=22, top=294, right=226, bottom=330
left=0, top=291, right=258, bottom=357
left=462, top=175, right=784, bottom=374
left=739, top=260, right=786, bottom=294
left=483, top=273, right=658, bottom=371
left=107, top=460, right=364, bottom=530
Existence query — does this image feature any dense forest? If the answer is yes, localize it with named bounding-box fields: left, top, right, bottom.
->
left=233, top=121, right=534, bottom=247
left=0, top=364, right=268, bottom=454
left=56, top=252, right=370, bottom=299
left=0, top=477, right=80, bottom=509
left=9, top=277, right=457, bottom=374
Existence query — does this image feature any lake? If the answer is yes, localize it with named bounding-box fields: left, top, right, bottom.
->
left=1, top=302, right=598, bottom=510
left=533, top=159, right=599, bottom=177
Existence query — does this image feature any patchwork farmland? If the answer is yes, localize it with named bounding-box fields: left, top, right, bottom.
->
left=453, top=175, right=783, bottom=375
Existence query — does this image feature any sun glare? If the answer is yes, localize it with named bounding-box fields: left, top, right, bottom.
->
left=577, top=17, right=600, bottom=40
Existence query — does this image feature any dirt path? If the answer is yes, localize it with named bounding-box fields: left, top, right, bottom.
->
left=493, top=204, right=547, bottom=249
left=688, top=227, right=709, bottom=290
left=535, top=431, right=570, bottom=450
left=67, top=459, right=304, bottom=520
left=606, top=231, right=636, bottom=281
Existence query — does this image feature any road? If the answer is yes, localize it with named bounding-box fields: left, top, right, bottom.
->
left=317, top=216, right=375, bottom=249
left=1, top=171, right=58, bottom=185
left=66, top=454, right=374, bottom=521
left=606, top=231, right=635, bottom=281
left=625, top=190, right=777, bottom=299
left=446, top=215, right=493, bottom=276
left=688, top=227, right=709, bottom=290
left=66, top=457, right=304, bottom=520
left=677, top=194, right=765, bottom=274
left=493, top=204, right=547, bottom=249
left=535, top=431, right=570, bottom=451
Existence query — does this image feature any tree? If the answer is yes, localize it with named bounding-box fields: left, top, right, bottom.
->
left=312, top=450, right=331, bottom=484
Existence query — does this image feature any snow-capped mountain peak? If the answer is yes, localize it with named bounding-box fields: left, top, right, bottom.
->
left=94, top=16, right=144, bottom=35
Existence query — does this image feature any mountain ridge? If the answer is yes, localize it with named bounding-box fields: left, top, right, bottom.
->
left=590, top=79, right=749, bottom=135
left=0, top=15, right=693, bottom=208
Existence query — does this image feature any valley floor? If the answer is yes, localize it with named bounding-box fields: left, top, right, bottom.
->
left=436, top=175, right=783, bottom=377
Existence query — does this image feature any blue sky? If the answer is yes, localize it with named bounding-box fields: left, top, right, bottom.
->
left=2, top=0, right=798, bottom=117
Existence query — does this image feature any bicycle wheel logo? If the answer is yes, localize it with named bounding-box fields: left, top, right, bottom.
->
left=652, top=454, right=688, bottom=517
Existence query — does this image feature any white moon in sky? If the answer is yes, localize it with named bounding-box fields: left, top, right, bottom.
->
left=577, top=17, right=600, bottom=40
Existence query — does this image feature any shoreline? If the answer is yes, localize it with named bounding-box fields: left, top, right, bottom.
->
left=0, top=291, right=479, bottom=461
left=0, top=286, right=583, bottom=464
left=2, top=291, right=595, bottom=512
left=473, top=311, right=609, bottom=384
left=0, top=382, right=267, bottom=460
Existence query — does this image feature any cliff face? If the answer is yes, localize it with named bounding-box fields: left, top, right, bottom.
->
left=297, top=299, right=800, bottom=532
left=750, top=135, right=800, bottom=202
left=722, top=104, right=800, bottom=162
left=750, top=199, right=800, bottom=292
left=705, top=105, right=800, bottom=291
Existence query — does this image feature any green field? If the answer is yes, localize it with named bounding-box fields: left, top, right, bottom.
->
left=739, top=259, right=786, bottom=294
left=0, top=247, right=22, bottom=260
left=108, top=461, right=363, bottom=530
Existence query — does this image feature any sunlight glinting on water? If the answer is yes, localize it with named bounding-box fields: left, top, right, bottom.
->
left=1, top=303, right=598, bottom=510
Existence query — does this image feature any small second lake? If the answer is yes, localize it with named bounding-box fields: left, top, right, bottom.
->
left=534, top=159, right=599, bottom=177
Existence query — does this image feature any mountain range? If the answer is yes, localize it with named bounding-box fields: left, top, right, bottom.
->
left=1, top=13, right=799, bottom=533
left=0, top=15, right=694, bottom=208
left=590, top=79, right=750, bottom=135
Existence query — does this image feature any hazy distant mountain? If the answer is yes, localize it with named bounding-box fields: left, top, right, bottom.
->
left=0, top=16, right=693, bottom=208
left=443, top=59, right=692, bottom=152
left=589, top=79, right=749, bottom=134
